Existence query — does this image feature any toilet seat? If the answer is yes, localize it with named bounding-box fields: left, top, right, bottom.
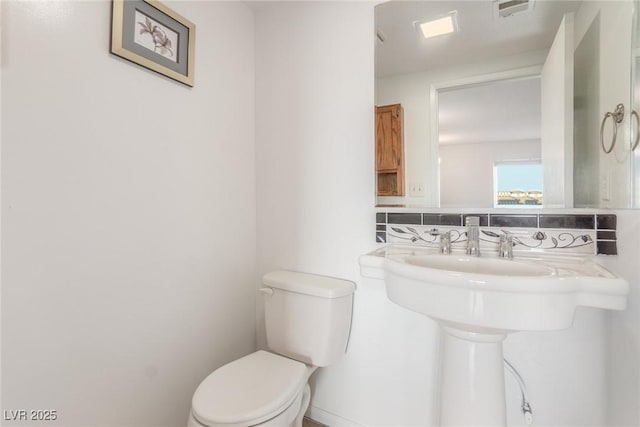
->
left=191, top=351, right=308, bottom=427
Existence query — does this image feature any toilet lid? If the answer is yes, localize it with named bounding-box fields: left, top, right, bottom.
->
left=192, top=350, right=308, bottom=426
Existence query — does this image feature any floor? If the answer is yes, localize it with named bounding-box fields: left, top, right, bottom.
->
left=303, top=417, right=326, bottom=427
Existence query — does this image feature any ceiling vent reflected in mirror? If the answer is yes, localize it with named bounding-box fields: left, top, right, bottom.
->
left=494, top=0, right=535, bottom=19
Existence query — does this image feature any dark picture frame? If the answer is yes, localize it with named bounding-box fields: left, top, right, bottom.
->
left=111, top=0, right=195, bottom=86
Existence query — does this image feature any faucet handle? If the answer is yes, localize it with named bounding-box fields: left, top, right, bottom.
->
left=465, top=216, right=480, bottom=227
left=439, top=231, right=452, bottom=254
left=499, top=234, right=514, bottom=259
left=428, top=229, right=452, bottom=254
left=465, top=216, right=481, bottom=256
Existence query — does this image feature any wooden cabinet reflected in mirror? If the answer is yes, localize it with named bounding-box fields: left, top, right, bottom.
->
left=376, top=104, right=405, bottom=196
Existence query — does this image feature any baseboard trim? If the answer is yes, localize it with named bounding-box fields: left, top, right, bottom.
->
left=306, top=406, right=365, bottom=427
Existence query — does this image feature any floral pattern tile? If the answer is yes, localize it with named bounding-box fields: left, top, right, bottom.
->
left=386, top=224, right=596, bottom=255
left=377, top=211, right=617, bottom=255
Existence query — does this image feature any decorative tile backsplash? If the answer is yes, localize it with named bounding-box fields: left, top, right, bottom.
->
left=375, top=211, right=618, bottom=255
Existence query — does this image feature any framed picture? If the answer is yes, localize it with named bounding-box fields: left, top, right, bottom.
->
left=111, top=0, right=195, bottom=87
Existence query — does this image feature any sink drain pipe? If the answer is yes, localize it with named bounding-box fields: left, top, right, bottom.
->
left=504, top=358, right=534, bottom=425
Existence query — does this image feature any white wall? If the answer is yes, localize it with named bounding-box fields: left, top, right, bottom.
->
left=376, top=50, right=548, bottom=207
left=253, top=2, right=378, bottom=425
left=600, top=210, right=640, bottom=425
left=1, top=2, right=256, bottom=426
left=440, top=140, right=541, bottom=208
left=254, top=0, right=375, bottom=280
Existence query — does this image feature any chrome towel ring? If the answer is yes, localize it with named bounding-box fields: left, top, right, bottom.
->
left=632, top=110, right=640, bottom=151
left=600, top=104, right=625, bottom=154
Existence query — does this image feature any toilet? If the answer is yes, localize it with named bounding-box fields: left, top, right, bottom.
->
left=188, top=270, right=356, bottom=427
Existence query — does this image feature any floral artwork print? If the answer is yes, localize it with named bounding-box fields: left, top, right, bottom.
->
left=133, top=11, right=178, bottom=63
left=110, top=0, right=195, bottom=86
left=138, top=17, right=173, bottom=57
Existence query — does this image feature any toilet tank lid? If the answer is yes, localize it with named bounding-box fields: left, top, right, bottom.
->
left=263, top=270, right=355, bottom=298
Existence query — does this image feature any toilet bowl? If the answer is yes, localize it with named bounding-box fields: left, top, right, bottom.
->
left=188, top=271, right=355, bottom=427
left=188, top=351, right=316, bottom=427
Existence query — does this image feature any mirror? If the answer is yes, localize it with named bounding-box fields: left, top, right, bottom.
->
left=375, top=0, right=637, bottom=209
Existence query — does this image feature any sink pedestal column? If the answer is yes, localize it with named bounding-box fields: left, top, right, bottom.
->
left=439, top=326, right=507, bottom=426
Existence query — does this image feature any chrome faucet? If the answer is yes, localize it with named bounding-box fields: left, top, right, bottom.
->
left=428, top=229, right=452, bottom=254
left=465, top=216, right=481, bottom=256
left=499, top=234, right=514, bottom=259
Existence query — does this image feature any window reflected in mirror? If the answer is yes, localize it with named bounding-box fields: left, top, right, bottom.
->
left=494, top=162, right=543, bottom=207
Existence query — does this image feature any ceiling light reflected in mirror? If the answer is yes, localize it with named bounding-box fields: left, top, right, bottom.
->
left=415, top=11, right=458, bottom=39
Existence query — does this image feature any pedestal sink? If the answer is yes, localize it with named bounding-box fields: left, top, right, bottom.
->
left=359, top=245, right=629, bottom=426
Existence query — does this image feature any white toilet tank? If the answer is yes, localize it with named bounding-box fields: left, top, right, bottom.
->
left=262, top=270, right=355, bottom=367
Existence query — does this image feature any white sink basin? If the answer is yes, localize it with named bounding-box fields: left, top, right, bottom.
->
left=360, top=245, right=628, bottom=332
left=360, top=245, right=629, bottom=425
left=404, top=254, right=555, bottom=277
